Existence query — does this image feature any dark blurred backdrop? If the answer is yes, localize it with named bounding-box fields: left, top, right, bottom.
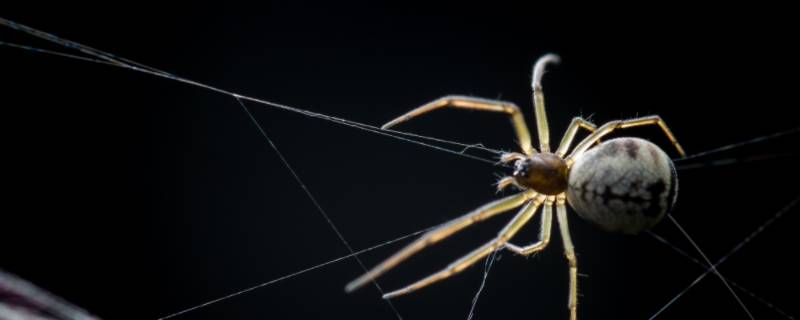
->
left=1, top=3, right=798, bottom=320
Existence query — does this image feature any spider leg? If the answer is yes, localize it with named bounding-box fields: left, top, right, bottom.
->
left=345, top=190, right=537, bottom=293
left=531, top=54, right=561, bottom=153
left=382, top=194, right=546, bottom=298
left=499, top=152, right=527, bottom=164
left=567, top=115, right=686, bottom=162
left=556, top=194, right=578, bottom=320
left=495, top=176, right=522, bottom=192
left=505, top=196, right=554, bottom=255
left=555, top=117, right=597, bottom=158
left=381, top=95, right=536, bottom=155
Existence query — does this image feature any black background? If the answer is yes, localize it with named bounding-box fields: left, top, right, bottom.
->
left=2, top=3, right=799, bottom=320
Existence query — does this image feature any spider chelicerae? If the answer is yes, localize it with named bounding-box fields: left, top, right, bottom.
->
left=346, top=54, right=686, bottom=320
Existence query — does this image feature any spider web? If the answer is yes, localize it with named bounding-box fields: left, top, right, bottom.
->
left=1, top=14, right=798, bottom=320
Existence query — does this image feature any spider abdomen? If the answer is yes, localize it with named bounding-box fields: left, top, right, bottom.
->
left=566, top=137, right=678, bottom=234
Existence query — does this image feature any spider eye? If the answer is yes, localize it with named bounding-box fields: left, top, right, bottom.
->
left=512, top=159, right=531, bottom=177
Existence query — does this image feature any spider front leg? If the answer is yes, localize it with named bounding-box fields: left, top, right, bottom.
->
left=381, top=95, right=536, bottom=155
left=381, top=194, right=546, bottom=298
left=555, top=117, right=597, bottom=158
left=531, top=54, right=561, bottom=153
left=556, top=194, right=578, bottom=320
left=345, top=190, right=537, bottom=293
left=567, top=115, right=686, bottom=161
left=505, top=196, right=554, bottom=255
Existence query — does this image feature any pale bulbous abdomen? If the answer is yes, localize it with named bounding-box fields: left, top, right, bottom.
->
left=567, top=137, right=678, bottom=234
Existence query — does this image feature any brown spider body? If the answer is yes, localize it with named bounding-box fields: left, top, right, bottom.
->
left=513, top=152, right=568, bottom=195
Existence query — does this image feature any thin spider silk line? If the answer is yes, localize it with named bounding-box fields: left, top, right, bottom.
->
left=674, top=127, right=800, bottom=163
left=0, top=38, right=503, bottom=165
left=675, top=152, right=800, bottom=170
left=664, top=215, right=754, bottom=319
left=157, top=224, right=436, bottom=320
left=0, top=41, right=119, bottom=66
left=2, top=16, right=796, bottom=319
left=5, top=25, right=798, bottom=173
left=4, top=16, right=800, bottom=169
left=156, top=194, right=798, bottom=320
left=234, top=98, right=403, bottom=320
left=0, top=18, right=507, bottom=164
left=7, top=31, right=800, bottom=173
left=158, top=193, right=798, bottom=320
left=647, top=231, right=795, bottom=319
left=466, top=249, right=501, bottom=320
left=647, top=196, right=800, bottom=319
left=3, top=36, right=799, bottom=170
left=0, top=19, right=160, bottom=73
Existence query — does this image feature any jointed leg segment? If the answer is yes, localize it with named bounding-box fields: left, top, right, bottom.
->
left=567, top=115, right=686, bottom=161
left=345, top=190, right=537, bottom=293
left=505, top=196, right=554, bottom=255
left=556, top=194, right=578, bottom=320
left=381, top=95, right=536, bottom=155
left=555, top=117, right=597, bottom=157
left=531, top=54, right=561, bottom=153
left=382, top=194, right=546, bottom=298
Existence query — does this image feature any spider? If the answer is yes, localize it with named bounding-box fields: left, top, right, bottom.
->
left=345, top=54, right=685, bottom=320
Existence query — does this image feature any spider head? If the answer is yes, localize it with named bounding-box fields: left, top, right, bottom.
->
left=513, top=153, right=568, bottom=195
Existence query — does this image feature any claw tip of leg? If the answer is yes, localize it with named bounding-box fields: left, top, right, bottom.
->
left=344, top=281, right=360, bottom=293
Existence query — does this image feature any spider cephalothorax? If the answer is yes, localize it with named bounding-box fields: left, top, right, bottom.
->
left=346, top=54, right=686, bottom=320
left=513, top=153, right=568, bottom=195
